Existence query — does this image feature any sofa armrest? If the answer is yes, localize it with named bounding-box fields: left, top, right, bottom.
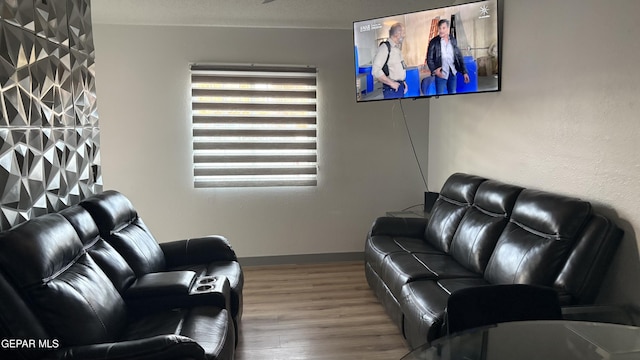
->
left=161, top=236, right=237, bottom=267
left=50, top=335, right=205, bottom=360
left=126, top=277, right=231, bottom=315
left=124, top=271, right=197, bottom=299
left=370, top=217, right=428, bottom=238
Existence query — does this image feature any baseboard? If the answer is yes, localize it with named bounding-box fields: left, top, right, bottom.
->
left=238, top=252, right=364, bottom=267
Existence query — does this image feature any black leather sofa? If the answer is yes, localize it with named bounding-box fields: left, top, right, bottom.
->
left=365, top=173, right=623, bottom=348
left=0, top=191, right=242, bottom=360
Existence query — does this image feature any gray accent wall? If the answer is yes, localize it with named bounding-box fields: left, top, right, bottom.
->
left=91, top=0, right=638, bottom=306
left=92, top=24, right=428, bottom=259
left=427, top=0, right=640, bottom=305
left=0, top=0, right=101, bottom=230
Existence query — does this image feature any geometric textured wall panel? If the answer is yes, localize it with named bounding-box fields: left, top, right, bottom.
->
left=0, top=0, right=101, bottom=230
left=0, top=0, right=35, bottom=31
left=35, top=0, right=70, bottom=46
left=33, top=37, right=74, bottom=127
left=68, top=0, right=93, bottom=56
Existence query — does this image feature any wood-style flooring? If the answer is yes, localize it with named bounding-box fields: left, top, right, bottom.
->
left=235, top=261, right=408, bottom=360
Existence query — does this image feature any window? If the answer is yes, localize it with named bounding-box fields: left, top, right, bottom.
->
left=190, top=65, right=318, bottom=188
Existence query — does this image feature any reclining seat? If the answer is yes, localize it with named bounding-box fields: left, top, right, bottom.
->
left=59, top=205, right=137, bottom=295
left=398, top=179, right=523, bottom=347
left=381, top=180, right=524, bottom=295
left=399, top=189, right=594, bottom=347
left=0, top=269, right=51, bottom=360
left=60, top=205, right=231, bottom=315
left=78, top=191, right=243, bottom=328
left=0, top=213, right=235, bottom=360
left=364, top=173, right=486, bottom=330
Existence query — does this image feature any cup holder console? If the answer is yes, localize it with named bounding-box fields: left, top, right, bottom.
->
left=198, top=277, right=216, bottom=284
left=190, top=276, right=218, bottom=295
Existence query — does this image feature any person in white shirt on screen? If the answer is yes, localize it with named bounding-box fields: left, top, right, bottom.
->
left=372, top=23, right=408, bottom=99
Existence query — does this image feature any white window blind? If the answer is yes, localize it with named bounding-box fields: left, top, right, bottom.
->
left=190, top=65, right=317, bottom=188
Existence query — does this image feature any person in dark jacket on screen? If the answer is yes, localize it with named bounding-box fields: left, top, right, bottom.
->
left=426, top=19, right=470, bottom=95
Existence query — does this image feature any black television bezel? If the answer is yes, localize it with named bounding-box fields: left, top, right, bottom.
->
left=352, top=0, right=503, bottom=102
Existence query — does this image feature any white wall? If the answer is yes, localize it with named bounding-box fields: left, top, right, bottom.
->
left=92, top=24, right=429, bottom=257
left=428, top=0, right=640, bottom=304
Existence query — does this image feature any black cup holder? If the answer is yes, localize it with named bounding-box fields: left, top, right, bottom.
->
left=198, top=277, right=217, bottom=285
left=196, top=285, right=213, bottom=292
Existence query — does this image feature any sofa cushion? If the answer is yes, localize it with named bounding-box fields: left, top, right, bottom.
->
left=60, top=205, right=137, bottom=293
left=0, top=214, right=127, bottom=346
left=381, top=253, right=479, bottom=298
left=365, top=235, right=442, bottom=277
left=394, top=237, right=443, bottom=254
left=80, top=191, right=166, bottom=275
left=400, top=280, right=450, bottom=346
left=33, top=254, right=128, bottom=346
left=436, top=278, right=492, bottom=295
left=365, top=262, right=404, bottom=330
left=364, top=236, right=403, bottom=276
left=449, top=180, right=523, bottom=274
left=412, top=254, right=479, bottom=280
left=400, top=278, right=492, bottom=346
left=484, top=189, right=592, bottom=286
left=424, top=173, right=485, bottom=253
left=124, top=306, right=234, bottom=360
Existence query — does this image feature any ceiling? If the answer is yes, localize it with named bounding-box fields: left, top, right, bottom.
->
left=91, top=0, right=456, bottom=29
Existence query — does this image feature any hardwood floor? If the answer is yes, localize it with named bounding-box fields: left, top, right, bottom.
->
left=235, top=261, right=408, bottom=360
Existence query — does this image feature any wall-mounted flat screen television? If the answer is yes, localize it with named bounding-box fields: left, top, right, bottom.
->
left=354, top=0, right=501, bottom=102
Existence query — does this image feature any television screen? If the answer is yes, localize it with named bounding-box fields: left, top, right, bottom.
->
left=354, top=0, right=500, bottom=102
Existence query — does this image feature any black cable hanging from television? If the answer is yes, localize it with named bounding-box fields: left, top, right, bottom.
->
left=399, top=99, right=429, bottom=191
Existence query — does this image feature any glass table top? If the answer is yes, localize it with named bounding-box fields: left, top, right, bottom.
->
left=401, top=321, right=640, bottom=360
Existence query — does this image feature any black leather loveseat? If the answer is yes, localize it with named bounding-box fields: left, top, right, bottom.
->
left=0, top=191, right=242, bottom=360
left=365, top=173, right=623, bottom=348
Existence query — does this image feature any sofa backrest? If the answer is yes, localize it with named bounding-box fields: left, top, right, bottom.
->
left=80, top=190, right=166, bottom=276
left=449, top=180, right=524, bottom=274
left=0, top=214, right=127, bottom=347
left=553, top=213, right=623, bottom=304
left=0, top=270, right=50, bottom=360
left=484, top=189, right=592, bottom=287
left=60, top=205, right=137, bottom=294
left=424, top=173, right=485, bottom=253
